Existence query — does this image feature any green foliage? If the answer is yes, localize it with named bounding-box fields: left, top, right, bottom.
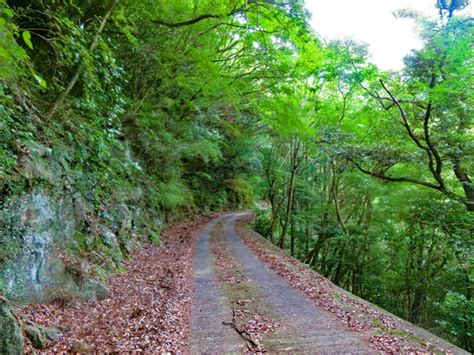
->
left=253, top=208, right=272, bottom=238
left=247, top=5, right=472, bottom=351
left=147, top=230, right=161, bottom=247
left=0, top=0, right=472, bottom=351
left=0, top=2, right=27, bottom=79
left=438, top=291, right=473, bottom=343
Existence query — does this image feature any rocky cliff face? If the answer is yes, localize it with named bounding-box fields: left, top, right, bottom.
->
left=0, top=190, right=108, bottom=304
left=0, top=140, right=151, bottom=306
left=0, top=133, right=162, bottom=351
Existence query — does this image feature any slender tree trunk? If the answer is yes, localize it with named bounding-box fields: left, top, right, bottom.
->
left=278, top=140, right=300, bottom=248
left=304, top=220, right=310, bottom=259
left=305, top=241, right=317, bottom=264
left=44, top=0, right=120, bottom=119
left=320, top=240, right=330, bottom=276
left=265, top=145, right=284, bottom=243
left=278, top=170, right=296, bottom=248
left=267, top=194, right=283, bottom=243
left=452, top=157, right=474, bottom=211
left=332, top=251, right=344, bottom=284
left=290, top=198, right=297, bottom=256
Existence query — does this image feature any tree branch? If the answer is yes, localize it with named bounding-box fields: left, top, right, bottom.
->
left=379, top=80, right=429, bottom=151
left=422, top=101, right=445, bottom=187
left=153, top=14, right=222, bottom=27
left=152, top=1, right=252, bottom=28
left=352, top=160, right=443, bottom=191
left=152, top=0, right=291, bottom=28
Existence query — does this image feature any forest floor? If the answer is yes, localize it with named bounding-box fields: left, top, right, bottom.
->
left=21, top=213, right=465, bottom=353
left=21, top=214, right=216, bottom=352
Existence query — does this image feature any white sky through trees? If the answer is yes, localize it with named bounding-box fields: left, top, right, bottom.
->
left=306, top=0, right=473, bottom=71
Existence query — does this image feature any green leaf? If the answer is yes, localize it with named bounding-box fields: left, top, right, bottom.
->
left=3, top=7, right=13, bottom=18
left=33, top=72, right=47, bottom=88
left=22, top=30, right=33, bottom=49
left=0, top=47, right=7, bottom=59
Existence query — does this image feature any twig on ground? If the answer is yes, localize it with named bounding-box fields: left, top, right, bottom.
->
left=222, top=308, right=262, bottom=352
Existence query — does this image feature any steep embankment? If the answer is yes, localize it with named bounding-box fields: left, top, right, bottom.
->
left=0, top=137, right=167, bottom=351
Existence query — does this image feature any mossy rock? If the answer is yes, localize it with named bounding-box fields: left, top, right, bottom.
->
left=24, top=323, right=63, bottom=350
left=0, top=300, right=24, bottom=354
left=81, top=278, right=108, bottom=301
left=24, top=324, right=49, bottom=349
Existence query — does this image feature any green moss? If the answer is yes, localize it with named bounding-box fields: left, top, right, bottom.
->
left=0, top=206, right=22, bottom=265
left=25, top=325, right=49, bottom=350
left=371, top=319, right=382, bottom=326
left=148, top=230, right=161, bottom=246
left=0, top=301, right=24, bottom=354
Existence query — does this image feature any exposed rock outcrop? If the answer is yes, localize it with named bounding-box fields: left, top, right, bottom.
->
left=0, top=139, right=156, bottom=351
left=0, top=191, right=107, bottom=304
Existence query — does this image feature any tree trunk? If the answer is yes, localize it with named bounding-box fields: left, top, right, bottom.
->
left=267, top=193, right=283, bottom=244
left=44, top=0, right=120, bottom=119
left=278, top=140, right=300, bottom=248
left=278, top=171, right=295, bottom=248
left=452, top=157, right=474, bottom=211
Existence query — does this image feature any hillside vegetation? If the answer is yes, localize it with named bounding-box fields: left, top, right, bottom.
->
left=0, top=0, right=472, bottom=351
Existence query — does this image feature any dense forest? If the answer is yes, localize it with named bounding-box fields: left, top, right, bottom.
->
left=0, top=0, right=472, bottom=351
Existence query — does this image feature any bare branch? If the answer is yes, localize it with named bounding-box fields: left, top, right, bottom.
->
left=352, top=160, right=443, bottom=191
left=153, top=14, right=222, bottom=28
left=379, top=80, right=429, bottom=151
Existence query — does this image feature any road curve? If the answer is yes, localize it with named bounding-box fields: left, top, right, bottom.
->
left=189, top=213, right=370, bottom=353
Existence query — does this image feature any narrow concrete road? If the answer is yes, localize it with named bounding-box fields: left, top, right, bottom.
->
left=189, top=215, right=244, bottom=352
left=190, top=213, right=371, bottom=353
